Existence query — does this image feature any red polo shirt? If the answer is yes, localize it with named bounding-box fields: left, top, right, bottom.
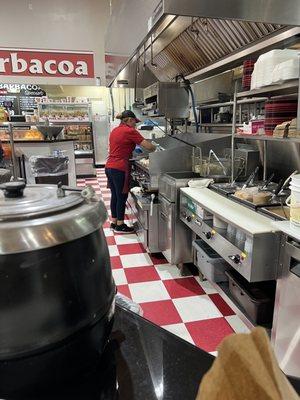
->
left=105, top=123, right=144, bottom=172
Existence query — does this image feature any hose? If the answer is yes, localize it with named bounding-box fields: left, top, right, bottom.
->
left=177, top=74, right=199, bottom=133
left=109, top=87, right=115, bottom=121
left=188, top=85, right=199, bottom=133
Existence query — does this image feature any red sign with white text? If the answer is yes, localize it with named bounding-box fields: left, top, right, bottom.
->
left=0, top=48, right=94, bottom=78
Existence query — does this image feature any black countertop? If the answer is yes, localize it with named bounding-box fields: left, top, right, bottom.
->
left=5, top=305, right=300, bottom=399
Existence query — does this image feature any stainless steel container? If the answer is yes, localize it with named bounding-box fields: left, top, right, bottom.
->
left=272, top=235, right=300, bottom=378
left=158, top=172, right=203, bottom=264
left=0, top=182, right=115, bottom=394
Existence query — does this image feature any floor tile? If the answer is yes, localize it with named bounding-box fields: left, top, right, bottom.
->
left=117, top=285, right=132, bottom=299
left=78, top=169, right=243, bottom=353
left=163, top=323, right=195, bottom=345
left=108, top=245, right=119, bottom=257
left=163, top=277, right=205, bottom=299
left=110, top=256, right=123, bottom=270
left=106, top=236, right=116, bottom=246
left=209, top=293, right=235, bottom=317
left=125, top=266, right=160, bottom=284
left=155, top=264, right=186, bottom=280
left=120, top=253, right=153, bottom=268
left=112, top=269, right=127, bottom=285
left=129, top=281, right=170, bottom=303
left=225, top=315, right=250, bottom=334
left=103, top=228, right=114, bottom=237
left=141, top=300, right=182, bottom=326
left=173, top=295, right=222, bottom=323
left=185, top=317, right=234, bottom=353
left=195, top=278, right=218, bottom=295
left=118, top=243, right=145, bottom=255
left=150, top=253, right=169, bottom=265
left=114, top=234, right=139, bottom=245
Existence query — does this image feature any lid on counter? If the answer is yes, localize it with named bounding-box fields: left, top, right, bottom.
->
left=0, top=183, right=84, bottom=222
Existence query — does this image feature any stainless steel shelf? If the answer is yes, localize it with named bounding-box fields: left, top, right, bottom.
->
left=237, top=80, right=299, bottom=98
left=234, top=134, right=300, bottom=143
left=200, top=123, right=243, bottom=127
left=198, top=97, right=268, bottom=109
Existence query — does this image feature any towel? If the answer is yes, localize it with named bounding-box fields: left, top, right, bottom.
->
left=196, top=327, right=299, bottom=400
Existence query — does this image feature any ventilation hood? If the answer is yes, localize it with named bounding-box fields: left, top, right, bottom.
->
left=108, top=0, right=300, bottom=88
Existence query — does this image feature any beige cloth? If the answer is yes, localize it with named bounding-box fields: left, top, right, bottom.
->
left=196, top=327, right=299, bottom=400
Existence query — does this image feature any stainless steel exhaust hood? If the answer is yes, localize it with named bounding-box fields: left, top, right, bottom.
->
left=108, top=0, right=300, bottom=88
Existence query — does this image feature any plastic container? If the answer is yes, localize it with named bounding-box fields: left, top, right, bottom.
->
left=193, top=239, right=229, bottom=283
left=251, top=49, right=298, bottom=89
left=251, top=119, right=265, bottom=135
left=272, top=58, right=299, bottom=84
left=286, top=177, right=300, bottom=227
left=226, top=270, right=275, bottom=325
left=264, top=99, right=297, bottom=136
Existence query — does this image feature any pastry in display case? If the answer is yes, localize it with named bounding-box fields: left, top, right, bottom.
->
left=0, top=127, right=43, bottom=141
left=64, top=124, right=93, bottom=153
left=38, top=102, right=90, bottom=122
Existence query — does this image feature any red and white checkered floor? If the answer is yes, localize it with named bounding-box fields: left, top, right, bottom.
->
left=77, top=169, right=249, bottom=354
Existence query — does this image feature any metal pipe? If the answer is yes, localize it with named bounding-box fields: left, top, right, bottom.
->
left=263, top=140, right=267, bottom=181
left=150, top=34, right=157, bottom=68
left=109, top=87, right=115, bottom=120
left=231, top=80, right=238, bottom=182
left=8, top=123, right=18, bottom=179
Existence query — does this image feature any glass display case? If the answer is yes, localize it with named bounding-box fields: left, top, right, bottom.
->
left=38, top=102, right=90, bottom=123
left=63, top=123, right=93, bottom=155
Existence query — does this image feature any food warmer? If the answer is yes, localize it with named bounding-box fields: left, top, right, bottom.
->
left=180, top=187, right=281, bottom=282
left=0, top=182, right=115, bottom=394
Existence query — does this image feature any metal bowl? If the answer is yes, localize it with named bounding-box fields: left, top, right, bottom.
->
left=37, top=126, right=64, bottom=140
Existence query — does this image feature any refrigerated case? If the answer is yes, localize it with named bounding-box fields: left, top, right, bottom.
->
left=91, top=100, right=109, bottom=166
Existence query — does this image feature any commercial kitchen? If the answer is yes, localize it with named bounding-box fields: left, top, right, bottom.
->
left=1, top=0, right=300, bottom=399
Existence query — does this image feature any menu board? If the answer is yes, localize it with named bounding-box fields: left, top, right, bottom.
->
left=19, top=96, right=38, bottom=112
left=0, top=95, right=19, bottom=114
left=0, top=84, right=46, bottom=114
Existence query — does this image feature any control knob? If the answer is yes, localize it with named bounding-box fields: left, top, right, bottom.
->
left=229, top=254, right=241, bottom=264
left=186, top=215, right=192, bottom=222
left=204, top=231, right=212, bottom=240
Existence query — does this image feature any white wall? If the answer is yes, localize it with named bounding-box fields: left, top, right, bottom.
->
left=0, top=0, right=110, bottom=85
left=105, top=0, right=160, bottom=56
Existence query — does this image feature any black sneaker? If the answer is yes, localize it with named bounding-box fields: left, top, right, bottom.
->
left=114, top=224, right=135, bottom=234
left=110, top=223, right=116, bottom=230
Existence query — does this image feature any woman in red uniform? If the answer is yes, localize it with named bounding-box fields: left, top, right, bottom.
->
left=105, top=110, right=156, bottom=233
